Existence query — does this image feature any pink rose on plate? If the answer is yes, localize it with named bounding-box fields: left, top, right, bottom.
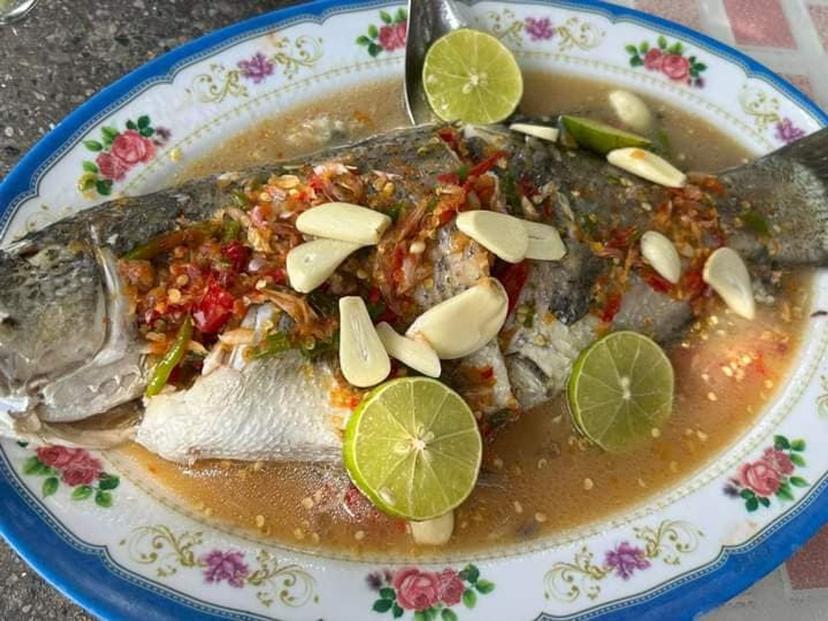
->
left=379, top=22, right=406, bottom=52
left=436, top=569, right=465, bottom=606
left=762, top=447, right=794, bottom=475
left=739, top=461, right=781, bottom=496
left=96, top=152, right=129, bottom=181
left=35, top=446, right=78, bottom=469
left=110, top=129, right=155, bottom=165
left=393, top=567, right=440, bottom=611
left=661, top=54, right=690, bottom=81
left=643, top=48, right=664, bottom=70
left=60, top=451, right=103, bottom=486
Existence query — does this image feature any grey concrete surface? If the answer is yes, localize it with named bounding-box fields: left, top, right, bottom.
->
left=0, top=2, right=299, bottom=618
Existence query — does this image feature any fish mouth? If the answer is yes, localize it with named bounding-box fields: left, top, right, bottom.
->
left=0, top=312, right=41, bottom=417
left=0, top=376, right=34, bottom=418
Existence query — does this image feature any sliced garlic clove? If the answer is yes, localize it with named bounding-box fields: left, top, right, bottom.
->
left=521, top=220, right=566, bottom=261
left=409, top=510, right=454, bottom=546
left=406, top=278, right=508, bottom=360
left=296, top=202, right=392, bottom=245
left=286, top=239, right=362, bottom=293
left=509, top=123, right=559, bottom=142
left=640, top=231, right=681, bottom=284
left=339, top=296, right=391, bottom=387
left=456, top=210, right=529, bottom=263
left=607, top=148, right=686, bottom=188
left=608, top=89, right=655, bottom=135
left=376, top=322, right=441, bottom=378
left=702, top=247, right=756, bottom=320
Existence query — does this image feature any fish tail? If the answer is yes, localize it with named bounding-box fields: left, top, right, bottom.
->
left=718, top=127, right=828, bottom=265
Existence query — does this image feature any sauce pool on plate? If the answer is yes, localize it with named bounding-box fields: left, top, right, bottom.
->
left=108, top=75, right=811, bottom=558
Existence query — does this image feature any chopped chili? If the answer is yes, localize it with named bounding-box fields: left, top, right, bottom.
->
left=600, top=293, right=623, bottom=323
left=496, top=260, right=530, bottom=315
left=641, top=268, right=673, bottom=294
left=221, top=240, right=251, bottom=272
left=192, top=278, right=236, bottom=334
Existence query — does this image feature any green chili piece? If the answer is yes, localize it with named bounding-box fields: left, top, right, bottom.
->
left=301, top=332, right=338, bottom=361
left=222, top=218, right=242, bottom=242
left=501, top=170, right=521, bottom=215
left=230, top=189, right=250, bottom=209
left=251, top=331, right=293, bottom=359
left=741, top=209, right=770, bottom=237
left=145, top=317, right=193, bottom=397
left=386, top=203, right=405, bottom=223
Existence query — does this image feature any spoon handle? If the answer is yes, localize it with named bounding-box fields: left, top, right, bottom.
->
left=404, top=0, right=470, bottom=124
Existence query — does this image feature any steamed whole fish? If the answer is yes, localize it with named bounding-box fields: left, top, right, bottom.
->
left=0, top=121, right=826, bottom=463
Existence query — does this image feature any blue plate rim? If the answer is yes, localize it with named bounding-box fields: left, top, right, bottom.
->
left=1, top=0, right=826, bottom=619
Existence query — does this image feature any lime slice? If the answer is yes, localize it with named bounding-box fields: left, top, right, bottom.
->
left=560, top=115, right=651, bottom=154
left=567, top=331, right=673, bottom=452
left=343, top=377, right=482, bottom=520
left=423, top=29, right=523, bottom=124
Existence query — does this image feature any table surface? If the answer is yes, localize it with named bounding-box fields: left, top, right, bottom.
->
left=2, top=0, right=828, bottom=619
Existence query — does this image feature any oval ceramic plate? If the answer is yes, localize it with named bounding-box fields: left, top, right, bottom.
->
left=1, top=1, right=827, bottom=619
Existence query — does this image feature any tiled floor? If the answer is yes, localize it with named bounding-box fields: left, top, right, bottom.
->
left=723, top=0, right=796, bottom=47
left=624, top=0, right=828, bottom=111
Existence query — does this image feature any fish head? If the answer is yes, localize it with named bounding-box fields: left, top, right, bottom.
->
left=0, top=237, right=145, bottom=423
left=0, top=239, right=107, bottom=414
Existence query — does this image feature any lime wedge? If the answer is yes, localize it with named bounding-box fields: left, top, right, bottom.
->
left=343, top=377, right=482, bottom=520
left=423, top=29, right=523, bottom=124
left=560, top=115, right=651, bottom=154
left=567, top=331, right=673, bottom=452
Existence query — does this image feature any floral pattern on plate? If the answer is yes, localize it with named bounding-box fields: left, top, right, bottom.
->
left=478, top=9, right=603, bottom=51
left=625, top=36, right=707, bottom=87
left=357, top=9, right=408, bottom=57
left=544, top=520, right=702, bottom=602
left=739, top=84, right=809, bottom=143
left=21, top=445, right=120, bottom=507
left=77, top=115, right=169, bottom=197
left=189, top=36, right=324, bottom=104
left=367, top=565, right=494, bottom=620
left=123, top=524, right=317, bottom=607
left=724, top=435, right=808, bottom=511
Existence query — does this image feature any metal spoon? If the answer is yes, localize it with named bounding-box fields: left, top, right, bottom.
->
left=0, top=0, right=39, bottom=25
left=404, top=0, right=470, bottom=124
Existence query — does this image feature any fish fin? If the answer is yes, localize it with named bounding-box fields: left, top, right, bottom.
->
left=762, top=126, right=828, bottom=178
left=718, top=127, right=828, bottom=265
left=1, top=407, right=137, bottom=449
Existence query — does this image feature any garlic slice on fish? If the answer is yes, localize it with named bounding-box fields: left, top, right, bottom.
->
left=456, top=210, right=529, bottom=263
left=376, top=322, right=441, bottom=378
left=296, top=202, right=391, bottom=245
left=509, top=123, right=559, bottom=142
left=606, top=148, right=686, bottom=188
left=339, top=296, right=391, bottom=387
left=287, top=238, right=362, bottom=293
left=410, top=510, right=454, bottom=546
left=702, top=247, right=756, bottom=320
left=522, top=220, right=566, bottom=261
left=641, top=231, right=681, bottom=284
left=608, top=90, right=655, bottom=134
left=406, top=278, right=509, bottom=360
